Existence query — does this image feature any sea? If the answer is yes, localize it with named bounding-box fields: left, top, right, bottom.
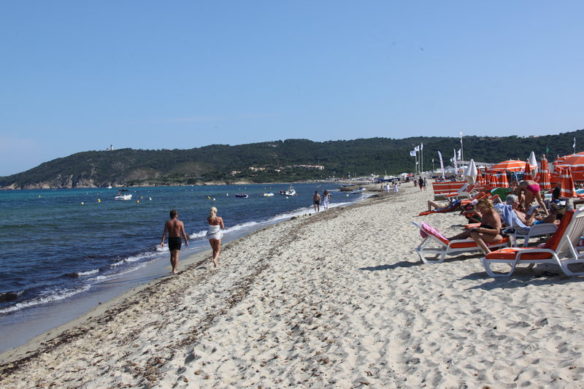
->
left=0, top=183, right=365, bottom=353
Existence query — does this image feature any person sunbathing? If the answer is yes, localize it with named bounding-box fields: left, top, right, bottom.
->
left=468, top=198, right=504, bottom=254
left=427, top=198, right=461, bottom=212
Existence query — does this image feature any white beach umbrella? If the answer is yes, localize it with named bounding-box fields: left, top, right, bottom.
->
left=528, top=151, right=538, bottom=176
left=464, top=159, right=478, bottom=184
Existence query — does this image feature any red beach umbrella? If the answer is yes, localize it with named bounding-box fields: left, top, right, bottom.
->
left=498, top=172, right=509, bottom=188
left=486, top=172, right=497, bottom=190
left=523, top=162, right=534, bottom=181
left=491, top=160, right=528, bottom=172
left=558, top=167, right=577, bottom=198
left=554, top=154, right=584, bottom=182
left=536, top=157, right=552, bottom=190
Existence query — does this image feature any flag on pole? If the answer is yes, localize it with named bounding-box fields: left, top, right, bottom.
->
left=460, top=131, right=463, bottom=145
left=420, top=143, right=424, bottom=150
left=409, top=150, right=416, bottom=157
left=453, top=149, right=458, bottom=170
left=573, top=137, right=576, bottom=152
left=457, top=149, right=462, bottom=160
left=414, top=145, right=420, bottom=152
left=437, top=151, right=445, bottom=178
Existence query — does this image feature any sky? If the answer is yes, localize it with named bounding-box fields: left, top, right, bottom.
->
left=1, top=1, right=584, bottom=176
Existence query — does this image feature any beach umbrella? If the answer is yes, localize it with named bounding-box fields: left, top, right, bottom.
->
left=536, top=157, right=552, bottom=190
left=523, top=161, right=534, bottom=181
left=475, top=168, right=487, bottom=190
left=491, top=160, right=528, bottom=172
left=464, top=159, right=478, bottom=185
left=558, top=167, right=577, bottom=198
left=498, top=172, right=509, bottom=188
left=528, top=151, right=538, bottom=176
left=554, top=153, right=584, bottom=182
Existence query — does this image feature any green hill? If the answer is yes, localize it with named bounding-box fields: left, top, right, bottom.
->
left=1, top=130, right=582, bottom=189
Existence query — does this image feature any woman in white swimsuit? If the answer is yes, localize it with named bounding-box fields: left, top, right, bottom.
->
left=207, top=207, right=225, bottom=267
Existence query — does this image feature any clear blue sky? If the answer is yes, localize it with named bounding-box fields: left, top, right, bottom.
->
left=1, top=1, right=583, bottom=176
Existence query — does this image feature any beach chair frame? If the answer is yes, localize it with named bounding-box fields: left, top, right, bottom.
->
left=412, top=222, right=509, bottom=264
left=482, top=209, right=584, bottom=277
left=511, top=222, right=558, bottom=247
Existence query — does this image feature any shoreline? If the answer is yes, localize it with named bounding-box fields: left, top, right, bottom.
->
left=0, top=192, right=378, bottom=368
left=0, top=192, right=376, bottom=365
left=2, top=185, right=583, bottom=387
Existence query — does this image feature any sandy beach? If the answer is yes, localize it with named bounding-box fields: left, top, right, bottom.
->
left=1, top=185, right=584, bottom=388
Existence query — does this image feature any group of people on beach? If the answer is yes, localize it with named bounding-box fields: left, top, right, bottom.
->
left=312, top=190, right=331, bottom=212
left=439, top=179, right=563, bottom=254
left=160, top=188, right=333, bottom=274
left=160, top=207, right=224, bottom=274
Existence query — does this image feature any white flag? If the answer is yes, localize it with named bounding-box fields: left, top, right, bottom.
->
left=409, top=150, right=416, bottom=157
left=574, top=137, right=576, bottom=150
left=414, top=145, right=420, bottom=152
left=457, top=149, right=462, bottom=160
left=420, top=143, right=424, bottom=150
left=437, top=151, right=445, bottom=178
left=453, top=149, right=458, bottom=170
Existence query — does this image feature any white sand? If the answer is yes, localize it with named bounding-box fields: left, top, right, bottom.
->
left=1, top=185, right=584, bottom=388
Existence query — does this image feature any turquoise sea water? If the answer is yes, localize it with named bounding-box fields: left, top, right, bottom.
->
left=0, top=183, right=358, bottom=318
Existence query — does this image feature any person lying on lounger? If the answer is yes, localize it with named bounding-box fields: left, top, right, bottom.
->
left=469, top=198, right=504, bottom=254
left=427, top=198, right=461, bottom=212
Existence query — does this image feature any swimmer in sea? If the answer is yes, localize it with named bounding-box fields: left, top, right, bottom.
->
left=160, top=209, right=189, bottom=274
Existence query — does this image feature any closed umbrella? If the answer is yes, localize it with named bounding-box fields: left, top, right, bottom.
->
left=498, top=172, right=509, bottom=188
left=523, top=161, right=534, bottom=181
left=558, top=167, right=577, bottom=198
left=464, top=159, right=478, bottom=185
left=537, top=157, right=552, bottom=190
left=528, top=151, right=538, bottom=176
left=491, top=160, right=527, bottom=172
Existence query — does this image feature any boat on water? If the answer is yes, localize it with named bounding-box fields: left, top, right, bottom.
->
left=235, top=194, right=249, bottom=198
left=114, top=189, right=132, bottom=201
left=263, top=192, right=274, bottom=197
left=279, top=186, right=296, bottom=196
left=349, top=187, right=366, bottom=195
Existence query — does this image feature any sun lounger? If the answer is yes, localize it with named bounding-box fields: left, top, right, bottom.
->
left=412, top=222, right=510, bottom=264
left=511, top=222, right=558, bottom=247
left=481, top=209, right=584, bottom=277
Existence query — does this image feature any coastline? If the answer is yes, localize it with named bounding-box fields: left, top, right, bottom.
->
left=2, top=185, right=583, bottom=387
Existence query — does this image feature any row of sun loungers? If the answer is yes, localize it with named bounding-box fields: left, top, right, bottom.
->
left=413, top=209, right=584, bottom=277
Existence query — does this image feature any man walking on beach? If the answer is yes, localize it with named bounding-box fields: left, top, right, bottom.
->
left=313, top=191, right=321, bottom=212
left=160, top=209, right=189, bottom=274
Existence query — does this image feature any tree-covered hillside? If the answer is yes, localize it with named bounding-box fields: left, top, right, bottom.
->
left=1, top=130, right=582, bottom=189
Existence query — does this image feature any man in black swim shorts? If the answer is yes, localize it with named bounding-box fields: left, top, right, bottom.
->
left=313, top=191, right=321, bottom=212
left=161, top=209, right=189, bottom=274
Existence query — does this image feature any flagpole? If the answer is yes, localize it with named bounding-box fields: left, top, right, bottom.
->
left=420, top=144, right=423, bottom=174
left=460, top=131, right=464, bottom=163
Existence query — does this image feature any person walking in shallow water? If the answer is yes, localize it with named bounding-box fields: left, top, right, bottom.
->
left=207, top=207, right=225, bottom=268
left=313, top=191, right=321, bottom=212
left=160, top=209, right=189, bottom=274
left=322, top=190, right=331, bottom=210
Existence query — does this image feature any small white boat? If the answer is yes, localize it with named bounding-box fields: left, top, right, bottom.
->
left=263, top=192, right=274, bottom=197
left=280, top=186, right=296, bottom=196
left=114, top=190, right=132, bottom=201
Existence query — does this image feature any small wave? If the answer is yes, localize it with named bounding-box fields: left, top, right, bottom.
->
left=0, top=285, right=91, bottom=315
left=78, top=269, right=99, bottom=277
left=189, top=230, right=208, bottom=239
left=63, top=269, right=100, bottom=278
